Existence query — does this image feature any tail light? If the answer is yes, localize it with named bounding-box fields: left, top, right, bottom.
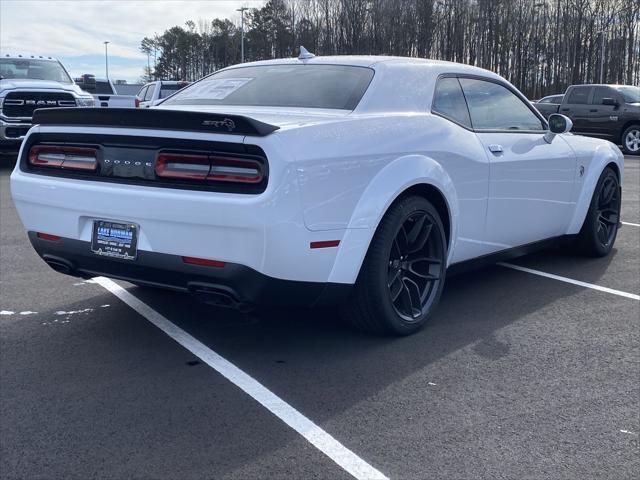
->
left=134, top=97, right=141, bottom=108
left=29, top=145, right=98, bottom=171
left=155, top=151, right=263, bottom=184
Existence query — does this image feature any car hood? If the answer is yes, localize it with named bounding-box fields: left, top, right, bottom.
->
left=0, top=78, right=87, bottom=95
left=153, top=104, right=352, bottom=129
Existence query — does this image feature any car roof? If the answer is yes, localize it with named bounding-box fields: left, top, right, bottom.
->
left=1, top=54, right=59, bottom=61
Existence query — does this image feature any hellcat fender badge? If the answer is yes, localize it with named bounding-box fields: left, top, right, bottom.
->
left=202, top=118, right=236, bottom=131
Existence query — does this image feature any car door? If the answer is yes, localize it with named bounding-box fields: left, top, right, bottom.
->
left=586, top=86, right=622, bottom=141
left=560, top=86, right=593, bottom=134
left=135, top=86, right=148, bottom=108
left=140, top=84, right=156, bottom=108
left=458, top=77, right=577, bottom=250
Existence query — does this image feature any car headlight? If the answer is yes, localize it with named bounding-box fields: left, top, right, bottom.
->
left=76, top=96, right=95, bottom=107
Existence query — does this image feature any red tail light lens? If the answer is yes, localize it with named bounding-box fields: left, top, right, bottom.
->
left=208, top=157, right=263, bottom=184
left=155, top=151, right=264, bottom=184
left=156, top=153, right=211, bottom=180
left=134, top=97, right=141, bottom=108
left=29, top=146, right=98, bottom=171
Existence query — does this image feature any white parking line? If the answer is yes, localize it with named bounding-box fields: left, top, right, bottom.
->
left=93, top=276, right=388, bottom=480
left=498, top=263, right=640, bottom=300
left=622, top=221, right=640, bottom=227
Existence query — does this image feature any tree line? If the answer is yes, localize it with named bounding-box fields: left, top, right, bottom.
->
left=140, top=0, right=640, bottom=98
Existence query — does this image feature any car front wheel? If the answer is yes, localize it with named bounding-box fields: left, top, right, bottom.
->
left=342, top=196, right=447, bottom=335
left=574, top=167, right=621, bottom=257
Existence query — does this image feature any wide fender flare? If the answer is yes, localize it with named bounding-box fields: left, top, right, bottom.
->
left=566, top=143, right=624, bottom=234
left=328, top=154, right=459, bottom=284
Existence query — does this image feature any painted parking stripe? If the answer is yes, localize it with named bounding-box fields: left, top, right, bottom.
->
left=498, top=263, right=640, bottom=301
left=93, top=276, right=388, bottom=480
left=622, top=221, right=640, bottom=227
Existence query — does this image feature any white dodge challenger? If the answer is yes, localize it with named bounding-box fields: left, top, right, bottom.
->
left=10, top=53, right=624, bottom=335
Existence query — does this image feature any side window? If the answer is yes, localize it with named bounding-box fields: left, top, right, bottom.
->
left=431, top=77, right=472, bottom=128
left=137, top=86, right=148, bottom=99
left=144, top=85, right=155, bottom=101
left=459, top=78, right=544, bottom=131
left=566, top=87, right=591, bottom=104
left=592, top=86, right=615, bottom=105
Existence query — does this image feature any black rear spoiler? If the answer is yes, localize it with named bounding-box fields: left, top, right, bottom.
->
left=32, top=108, right=280, bottom=137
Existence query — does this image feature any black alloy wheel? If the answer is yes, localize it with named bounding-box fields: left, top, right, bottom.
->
left=387, top=211, right=444, bottom=321
left=594, top=173, right=620, bottom=249
left=575, top=167, right=621, bottom=257
left=343, top=196, right=447, bottom=335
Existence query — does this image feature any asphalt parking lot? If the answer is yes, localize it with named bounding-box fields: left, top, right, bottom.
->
left=1, top=155, right=638, bottom=479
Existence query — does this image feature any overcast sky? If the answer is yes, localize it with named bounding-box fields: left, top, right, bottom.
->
left=0, top=0, right=265, bottom=83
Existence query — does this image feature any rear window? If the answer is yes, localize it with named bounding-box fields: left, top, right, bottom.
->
left=163, top=65, right=374, bottom=110
left=94, top=81, right=114, bottom=95
left=160, top=83, right=187, bottom=98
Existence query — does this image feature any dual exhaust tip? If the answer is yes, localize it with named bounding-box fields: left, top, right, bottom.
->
left=41, top=255, right=252, bottom=312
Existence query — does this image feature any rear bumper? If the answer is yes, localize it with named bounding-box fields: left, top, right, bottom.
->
left=28, top=232, right=351, bottom=309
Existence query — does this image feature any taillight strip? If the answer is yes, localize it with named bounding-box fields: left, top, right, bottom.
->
left=29, top=145, right=98, bottom=171
left=155, top=151, right=264, bottom=184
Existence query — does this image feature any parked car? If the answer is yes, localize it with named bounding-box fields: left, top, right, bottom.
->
left=75, top=74, right=136, bottom=108
left=536, top=94, right=564, bottom=104
left=135, top=81, right=190, bottom=108
left=11, top=53, right=624, bottom=335
left=534, top=84, right=640, bottom=154
left=0, top=55, right=94, bottom=152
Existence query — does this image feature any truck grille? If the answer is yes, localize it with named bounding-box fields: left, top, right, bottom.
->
left=2, top=91, right=76, bottom=118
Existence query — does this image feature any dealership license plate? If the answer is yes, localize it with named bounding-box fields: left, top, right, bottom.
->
left=91, top=220, right=138, bottom=260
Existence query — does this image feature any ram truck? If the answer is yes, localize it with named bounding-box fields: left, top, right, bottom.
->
left=0, top=55, right=95, bottom=152
left=534, top=84, right=639, bottom=154
left=75, top=74, right=136, bottom=108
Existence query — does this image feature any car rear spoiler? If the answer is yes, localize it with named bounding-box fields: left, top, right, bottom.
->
left=31, top=107, right=280, bottom=137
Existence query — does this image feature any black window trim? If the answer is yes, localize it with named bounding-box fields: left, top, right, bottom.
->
left=431, top=73, right=549, bottom=134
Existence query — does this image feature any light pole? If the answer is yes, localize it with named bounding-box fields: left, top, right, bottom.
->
left=103, top=41, right=110, bottom=79
left=598, top=31, right=605, bottom=83
left=236, top=7, right=248, bottom=63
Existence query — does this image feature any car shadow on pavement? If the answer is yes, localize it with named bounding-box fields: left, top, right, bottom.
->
left=128, top=260, right=594, bottom=419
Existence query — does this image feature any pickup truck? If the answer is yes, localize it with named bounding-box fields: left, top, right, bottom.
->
left=135, top=80, right=189, bottom=108
left=75, top=74, right=136, bottom=108
left=0, top=55, right=95, bottom=153
left=534, top=84, right=640, bottom=154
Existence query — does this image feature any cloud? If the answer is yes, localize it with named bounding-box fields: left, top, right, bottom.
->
left=0, top=0, right=265, bottom=82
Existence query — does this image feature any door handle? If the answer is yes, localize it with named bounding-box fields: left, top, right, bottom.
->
left=488, top=144, right=503, bottom=154
left=561, top=108, right=570, bottom=111
left=590, top=109, right=597, bottom=112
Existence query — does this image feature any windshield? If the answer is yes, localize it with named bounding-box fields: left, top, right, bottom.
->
left=616, top=86, right=640, bottom=103
left=0, top=58, right=72, bottom=83
left=163, top=65, right=374, bottom=110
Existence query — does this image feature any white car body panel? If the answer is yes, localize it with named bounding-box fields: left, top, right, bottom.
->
left=11, top=56, right=625, bottom=294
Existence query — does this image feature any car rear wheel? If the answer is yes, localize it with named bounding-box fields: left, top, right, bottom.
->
left=342, top=196, right=447, bottom=336
left=574, top=167, right=620, bottom=257
left=621, top=125, right=640, bottom=155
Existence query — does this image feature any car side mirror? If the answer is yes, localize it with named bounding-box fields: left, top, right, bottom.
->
left=544, top=114, right=572, bottom=143
left=602, top=97, right=618, bottom=107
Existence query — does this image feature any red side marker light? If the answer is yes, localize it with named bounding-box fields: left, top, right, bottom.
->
left=37, top=232, right=61, bottom=241
left=310, top=240, right=340, bottom=249
left=181, top=256, right=226, bottom=268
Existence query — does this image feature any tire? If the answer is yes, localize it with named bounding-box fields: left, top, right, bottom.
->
left=341, top=196, right=447, bottom=336
left=574, top=167, right=621, bottom=257
left=621, top=125, right=640, bottom=155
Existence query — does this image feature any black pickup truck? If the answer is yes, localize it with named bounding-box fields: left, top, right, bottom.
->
left=534, top=84, right=640, bottom=155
